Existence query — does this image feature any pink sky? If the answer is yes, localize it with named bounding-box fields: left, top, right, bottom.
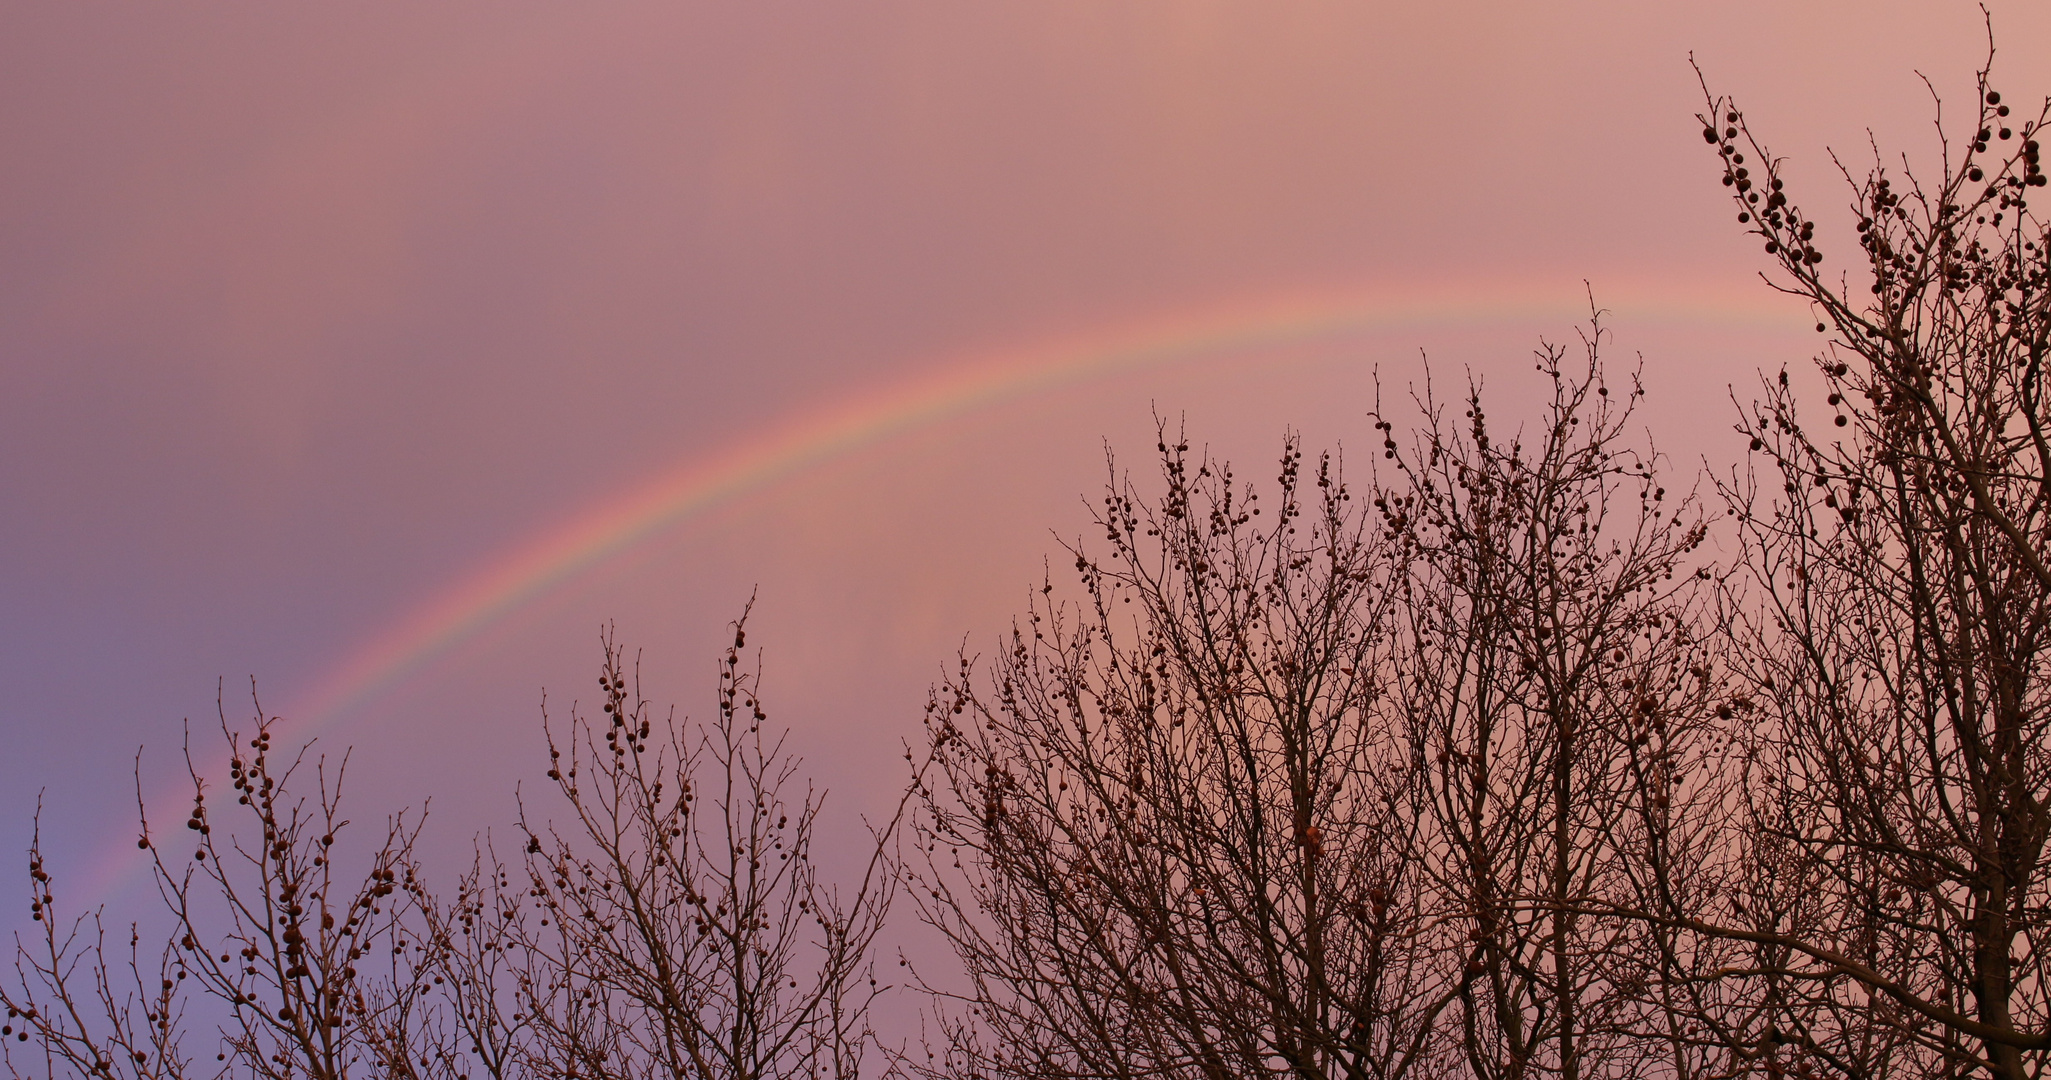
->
left=4, top=0, right=2046, bottom=972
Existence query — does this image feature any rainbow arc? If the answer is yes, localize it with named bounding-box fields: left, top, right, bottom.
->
left=78, top=279, right=1804, bottom=907
left=285, top=280, right=1796, bottom=737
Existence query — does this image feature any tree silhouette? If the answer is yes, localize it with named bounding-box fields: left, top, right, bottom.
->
left=1597, top=40, right=2051, bottom=1080
left=908, top=425, right=1451, bottom=1080
left=1379, top=328, right=1721, bottom=1080
left=3, top=697, right=431, bottom=1080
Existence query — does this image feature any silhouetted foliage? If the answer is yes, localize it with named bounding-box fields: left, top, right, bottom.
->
left=2, top=696, right=430, bottom=1080
left=907, top=423, right=1448, bottom=1080
left=1604, top=36, right=2051, bottom=1080
left=1380, top=329, right=1723, bottom=1080
left=906, top=321, right=1729, bottom=1080
left=5, top=612, right=906, bottom=1080
left=492, top=617, right=903, bottom=1080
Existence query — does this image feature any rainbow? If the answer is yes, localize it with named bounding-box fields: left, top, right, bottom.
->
left=282, top=279, right=1800, bottom=736
left=77, top=279, right=1807, bottom=908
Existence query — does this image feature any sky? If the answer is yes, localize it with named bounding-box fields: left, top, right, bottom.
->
left=4, top=0, right=2047, bottom=993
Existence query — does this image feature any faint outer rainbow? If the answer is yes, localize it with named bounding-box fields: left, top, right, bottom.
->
left=281, top=280, right=1795, bottom=734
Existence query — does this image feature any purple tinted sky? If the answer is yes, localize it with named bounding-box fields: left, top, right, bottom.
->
left=2, top=0, right=2045, bottom=951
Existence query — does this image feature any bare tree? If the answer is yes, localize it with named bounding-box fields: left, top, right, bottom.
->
left=484, top=613, right=904, bottom=1080
left=1378, top=329, right=1725, bottom=1080
left=1609, top=38, right=2051, bottom=1080
left=3, top=692, right=432, bottom=1080
left=5, top=622, right=904, bottom=1080
left=404, top=847, right=529, bottom=1080
left=908, top=426, right=1466, bottom=1080
left=4, top=810, right=199, bottom=1080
